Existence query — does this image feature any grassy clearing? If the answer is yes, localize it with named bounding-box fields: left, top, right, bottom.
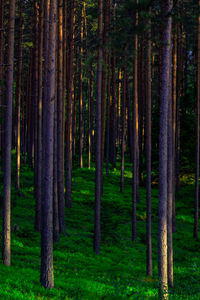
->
left=0, top=158, right=200, bottom=299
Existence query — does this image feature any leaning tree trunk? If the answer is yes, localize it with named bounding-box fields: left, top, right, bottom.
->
left=2, top=0, right=16, bottom=266
left=40, top=0, right=57, bottom=289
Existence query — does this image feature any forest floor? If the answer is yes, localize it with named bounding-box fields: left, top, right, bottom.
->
left=0, top=156, right=200, bottom=299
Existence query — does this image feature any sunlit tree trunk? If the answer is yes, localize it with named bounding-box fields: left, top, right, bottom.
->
left=158, top=0, right=172, bottom=298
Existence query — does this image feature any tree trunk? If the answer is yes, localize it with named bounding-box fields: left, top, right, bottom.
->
left=120, top=69, right=126, bottom=193
left=132, top=4, right=139, bottom=242
left=158, top=1, right=172, bottom=298
left=65, top=0, right=74, bottom=208
left=2, top=0, right=16, bottom=266
left=146, top=8, right=152, bottom=277
left=15, top=0, right=23, bottom=192
left=57, top=0, right=66, bottom=232
left=79, top=1, right=84, bottom=169
left=94, top=0, right=103, bottom=255
left=40, top=0, right=57, bottom=289
left=194, top=0, right=200, bottom=239
left=0, top=0, right=5, bottom=166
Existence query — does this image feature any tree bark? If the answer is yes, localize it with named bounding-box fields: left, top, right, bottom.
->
left=2, top=0, right=16, bottom=266
left=94, top=0, right=103, bottom=255
left=15, top=0, right=23, bottom=192
left=158, top=1, right=172, bottom=298
left=65, top=0, right=74, bottom=209
left=146, top=8, right=152, bottom=277
left=132, top=3, right=139, bottom=242
left=194, top=0, right=200, bottom=239
left=40, top=0, right=57, bottom=289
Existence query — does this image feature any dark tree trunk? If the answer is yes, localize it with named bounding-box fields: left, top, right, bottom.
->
left=106, top=57, right=111, bottom=176
left=40, top=0, right=57, bottom=289
left=65, top=0, right=74, bottom=209
left=194, top=0, right=200, bottom=239
left=132, top=5, right=139, bottom=242
left=172, top=23, right=177, bottom=234
left=2, top=0, right=16, bottom=266
left=33, top=0, right=39, bottom=222
left=15, top=0, right=23, bottom=192
left=53, top=75, right=59, bottom=243
left=110, top=55, right=116, bottom=168
left=0, top=0, right=5, bottom=163
left=94, top=0, right=103, bottom=255
left=120, top=69, right=126, bottom=193
left=79, top=2, right=84, bottom=169
left=146, top=8, right=152, bottom=277
left=101, top=0, right=109, bottom=173
left=35, top=0, right=44, bottom=231
left=88, top=63, right=94, bottom=169
left=167, top=37, right=173, bottom=288
left=57, top=0, right=66, bottom=233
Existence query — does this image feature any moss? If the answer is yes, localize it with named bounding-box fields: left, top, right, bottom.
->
left=0, top=157, right=199, bottom=299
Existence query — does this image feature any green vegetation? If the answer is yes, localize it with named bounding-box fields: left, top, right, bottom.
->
left=0, top=158, right=199, bottom=299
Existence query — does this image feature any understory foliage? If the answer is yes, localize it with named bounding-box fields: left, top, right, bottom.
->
left=0, top=155, right=199, bottom=299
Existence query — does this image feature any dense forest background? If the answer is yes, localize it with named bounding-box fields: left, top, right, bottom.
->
left=0, top=0, right=200, bottom=299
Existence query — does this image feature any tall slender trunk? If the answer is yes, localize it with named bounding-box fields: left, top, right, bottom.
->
left=117, top=69, right=122, bottom=149
left=66, top=0, right=74, bottom=208
left=53, top=76, right=59, bottom=243
left=40, top=0, right=57, bottom=289
left=88, top=63, right=94, bottom=169
left=194, top=0, right=200, bottom=239
left=172, top=23, right=177, bottom=233
left=33, top=0, right=39, bottom=213
left=106, top=57, right=111, bottom=176
left=110, top=55, right=116, bottom=168
left=57, top=0, right=66, bottom=233
left=35, top=0, right=44, bottom=231
left=79, top=1, right=84, bottom=169
left=158, top=1, right=172, bottom=298
left=167, top=35, right=173, bottom=288
left=146, top=8, right=152, bottom=277
left=132, top=3, right=139, bottom=242
left=0, top=0, right=5, bottom=166
left=2, top=0, right=16, bottom=266
left=120, top=69, right=126, bottom=193
left=15, top=0, right=23, bottom=192
left=94, top=0, right=103, bottom=255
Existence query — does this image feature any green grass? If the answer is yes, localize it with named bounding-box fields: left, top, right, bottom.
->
left=0, top=158, right=200, bottom=299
